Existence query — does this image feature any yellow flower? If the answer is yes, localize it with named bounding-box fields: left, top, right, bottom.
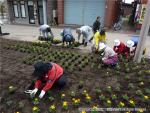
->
left=86, top=96, right=91, bottom=101
left=107, top=100, right=111, bottom=104
left=83, top=90, right=87, bottom=93
left=15, top=112, right=20, bottom=113
left=144, top=95, right=149, bottom=100
left=34, top=98, right=38, bottom=101
left=32, top=106, right=38, bottom=111
left=138, top=108, right=144, bottom=113
left=119, top=102, right=125, bottom=107
left=140, top=82, right=144, bottom=85
left=107, top=86, right=111, bottom=89
left=129, top=100, right=135, bottom=105
left=72, top=98, right=75, bottom=101
left=61, top=94, right=65, bottom=97
left=9, top=86, right=13, bottom=89
left=92, top=106, right=98, bottom=109
left=77, top=99, right=80, bottom=102
left=81, top=111, right=86, bottom=113
left=50, top=105, right=56, bottom=110
left=74, top=100, right=78, bottom=103
left=63, top=101, right=68, bottom=106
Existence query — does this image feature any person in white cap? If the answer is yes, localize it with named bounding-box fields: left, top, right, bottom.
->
left=76, top=25, right=92, bottom=46
left=113, top=39, right=126, bottom=55
left=99, top=43, right=118, bottom=66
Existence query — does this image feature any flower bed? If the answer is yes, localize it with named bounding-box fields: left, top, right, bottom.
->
left=0, top=38, right=150, bottom=113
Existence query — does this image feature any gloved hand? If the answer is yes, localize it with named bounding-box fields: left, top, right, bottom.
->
left=30, top=88, right=38, bottom=96
left=39, top=90, right=46, bottom=98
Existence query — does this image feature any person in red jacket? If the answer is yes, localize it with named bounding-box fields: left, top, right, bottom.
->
left=25, top=61, right=66, bottom=98
left=113, top=39, right=126, bottom=55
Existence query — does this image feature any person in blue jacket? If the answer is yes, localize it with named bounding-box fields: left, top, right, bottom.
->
left=61, top=28, right=75, bottom=45
left=126, top=36, right=139, bottom=55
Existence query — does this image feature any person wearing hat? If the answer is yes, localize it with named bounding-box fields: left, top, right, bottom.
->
left=113, top=39, right=126, bottom=55
left=25, top=61, right=66, bottom=98
left=99, top=43, right=118, bottom=66
left=92, top=29, right=106, bottom=52
left=76, top=25, right=92, bottom=46
left=39, top=24, right=54, bottom=40
left=126, top=36, right=139, bottom=55
left=61, top=28, right=75, bottom=45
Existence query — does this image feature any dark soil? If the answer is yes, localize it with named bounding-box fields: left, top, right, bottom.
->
left=0, top=38, right=150, bottom=113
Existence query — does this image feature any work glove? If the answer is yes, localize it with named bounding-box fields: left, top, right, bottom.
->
left=39, top=90, right=46, bottom=99
left=30, top=88, right=38, bottom=96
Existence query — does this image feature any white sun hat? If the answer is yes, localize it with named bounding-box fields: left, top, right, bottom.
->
left=126, top=40, right=134, bottom=48
left=114, top=39, right=120, bottom=46
left=99, top=42, right=106, bottom=50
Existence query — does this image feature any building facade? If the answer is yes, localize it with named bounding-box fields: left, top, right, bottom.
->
left=7, top=0, right=120, bottom=28
left=7, top=0, right=56, bottom=25
left=57, top=0, right=120, bottom=28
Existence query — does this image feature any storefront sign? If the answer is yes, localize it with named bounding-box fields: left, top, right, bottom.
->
left=139, top=4, right=146, bottom=24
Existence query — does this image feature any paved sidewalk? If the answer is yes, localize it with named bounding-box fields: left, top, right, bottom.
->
left=1, top=24, right=150, bottom=58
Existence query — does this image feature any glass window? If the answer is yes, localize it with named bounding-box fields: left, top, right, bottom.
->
left=13, top=4, right=19, bottom=18
left=20, top=1, right=26, bottom=18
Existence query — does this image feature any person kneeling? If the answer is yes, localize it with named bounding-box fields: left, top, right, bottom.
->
left=25, top=61, right=66, bottom=98
left=61, top=28, right=75, bottom=46
left=99, top=43, right=118, bottom=67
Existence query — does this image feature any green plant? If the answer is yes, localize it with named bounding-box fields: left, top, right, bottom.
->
left=18, top=101, right=25, bottom=108
left=95, top=88, right=102, bottom=96
left=8, top=85, right=17, bottom=94
left=106, top=99, right=112, bottom=107
left=129, top=100, right=135, bottom=107
left=125, top=68, right=130, bottom=73
left=70, top=91, right=76, bottom=97
left=62, top=101, right=68, bottom=110
left=106, top=86, right=112, bottom=93
left=125, top=75, right=130, bottom=80
left=48, top=96, right=55, bottom=102
left=48, top=104, right=56, bottom=113
left=135, top=90, right=144, bottom=96
left=72, top=98, right=80, bottom=107
left=99, top=94, right=106, bottom=101
left=111, top=94, right=117, bottom=100
left=85, top=94, right=91, bottom=103
left=32, top=98, right=39, bottom=105
left=128, top=83, right=135, bottom=89
left=118, top=101, right=125, bottom=108
left=32, top=106, right=40, bottom=113
left=144, top=88, right=150, bottom=95
left=122, top=94, right=129, bottom=101
left=78, top=80, right=84, bottom=89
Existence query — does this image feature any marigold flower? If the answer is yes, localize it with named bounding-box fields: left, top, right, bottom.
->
left=119, top=102, right=125, bottom=107
left=63, top=101, right=68, bottom=106
left=81, top=111, right=86, bottom=113
left=32, top=106, right=39, bottom=111
left=50, top=105, right=56, bottom=110
left=144, top=95, right=149, bottom=100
